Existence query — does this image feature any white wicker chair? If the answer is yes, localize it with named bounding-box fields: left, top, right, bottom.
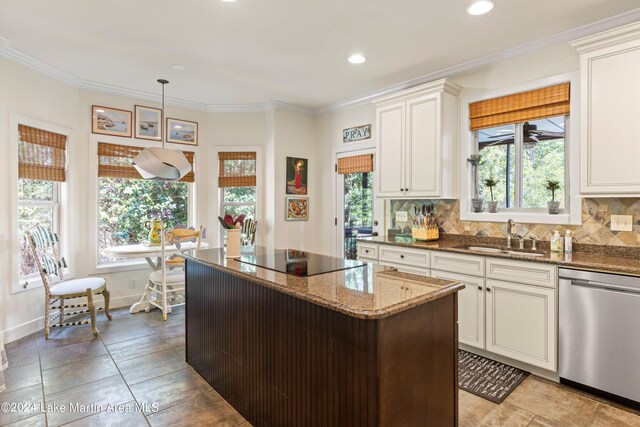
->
left=27, top=225, right=112, bottom=338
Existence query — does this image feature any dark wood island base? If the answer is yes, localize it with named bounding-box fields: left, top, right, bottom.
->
left=185, top=249, right=462, bottom=426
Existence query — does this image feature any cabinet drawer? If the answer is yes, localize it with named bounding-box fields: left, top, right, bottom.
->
left=486, top=259, right=557, bottom=289
left=430, top=252, right=485, bottom=277
left=357, top=243, right=379, bottom=261
left=379, top=261, right=430, bottom=276
left=378, top=245, right=430, bottom=268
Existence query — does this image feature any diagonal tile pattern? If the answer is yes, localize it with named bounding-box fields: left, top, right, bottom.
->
left=1, top=306, right=638, bottom=426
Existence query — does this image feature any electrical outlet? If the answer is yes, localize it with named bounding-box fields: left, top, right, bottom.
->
left=598, top=204, right=608, bottom=212
left=395, top=211, right=408, bottom=222
left=129, top=279, right=136, bottom=289
left=611, top=215, right=633, bottom=232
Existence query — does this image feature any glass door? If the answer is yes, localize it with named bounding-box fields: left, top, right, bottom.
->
left=336, top=150, right=378, bottom=259
left=342, top=171, right=374, bottom=259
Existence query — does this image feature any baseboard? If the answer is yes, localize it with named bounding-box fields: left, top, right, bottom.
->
left=1, top=293, right=142, bottom=344
left=459, top=343, right=560, bottom=382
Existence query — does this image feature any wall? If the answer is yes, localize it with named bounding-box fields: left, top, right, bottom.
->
left=315, top=103, right=378, bottom=256
left=0, top=54, right=330, bottom=342
left=389, top=199, right=640, bottom=246
left=314, top=44, right=640, bottom=253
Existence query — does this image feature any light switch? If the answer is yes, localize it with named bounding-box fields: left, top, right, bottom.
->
left=395, top=211, right=408, bottom=222
left=611, top=215, right=633, bottom=232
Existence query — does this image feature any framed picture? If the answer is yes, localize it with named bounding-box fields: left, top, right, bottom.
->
left=286, top=197, right=309, bottom=221
left=166, top=118, right=198, bottom=146
left=92, top=105, right=132, bottom=137
left=286, top=157, right=308, bottom=195
left=134, top=105, right=162, bottom=141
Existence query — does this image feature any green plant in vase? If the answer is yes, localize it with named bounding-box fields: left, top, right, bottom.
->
left=484, top=177, right=498, bottom=213
left=546, top=180, right=561, bottom=214
left=467, top=153, right=484, bottom=212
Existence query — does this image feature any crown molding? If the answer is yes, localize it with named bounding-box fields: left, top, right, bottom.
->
left=263, top=101, right=315, bottom=115
left=207, top=104, right=265, bottom=113
left=0, top=45, right=82, bottom=87
left=317, top=8, right=640, bottom=114
left=79, top=79, right=209, bottom=111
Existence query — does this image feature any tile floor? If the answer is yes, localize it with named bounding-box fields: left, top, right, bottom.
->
left=1, top=307, right=639, bottom=427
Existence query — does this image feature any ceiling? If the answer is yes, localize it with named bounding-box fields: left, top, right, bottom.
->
left=1, top=0, right=640, bottom=109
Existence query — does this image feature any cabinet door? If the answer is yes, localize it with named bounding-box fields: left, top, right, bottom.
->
left=485, top=279, right=557, bottom=371
left=432, top=270, right=485, bottom=349
left=581, top=40, right=640, bottom=194
left=376, top=102, right=405, bottom=197
left=405, top=94, right=440, bottom=197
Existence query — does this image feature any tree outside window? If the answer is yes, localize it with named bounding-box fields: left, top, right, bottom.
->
left=475, top=115, right=566, bottom=210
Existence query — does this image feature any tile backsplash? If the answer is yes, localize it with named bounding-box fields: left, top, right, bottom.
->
left=388, top=198, right=640, bottom=246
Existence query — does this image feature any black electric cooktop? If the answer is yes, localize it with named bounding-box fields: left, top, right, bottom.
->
left=238, top=249, right=366, bottom=277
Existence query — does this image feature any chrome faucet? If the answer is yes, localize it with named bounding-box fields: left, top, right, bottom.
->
left=506, top=219, right=517, bottom=248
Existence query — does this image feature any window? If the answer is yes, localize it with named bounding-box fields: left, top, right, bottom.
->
left=18, top=180, right=59, bottom=278
left=469, top=82, right=570, bottom=213
left=218, top=151, right=257, bottom=219
left=97, top=142, right=194, bottom=264
left=17, top=124, right=67, bottom=280
left=476, top=116, right=566, bottom=209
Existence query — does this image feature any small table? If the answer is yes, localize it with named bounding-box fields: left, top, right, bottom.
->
left=104, top=242, right=209, bottom=313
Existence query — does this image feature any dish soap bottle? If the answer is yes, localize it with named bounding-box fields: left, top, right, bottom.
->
left=564, top=230, right=573, bottom=253
left=551, top=230, right=564, bottom=253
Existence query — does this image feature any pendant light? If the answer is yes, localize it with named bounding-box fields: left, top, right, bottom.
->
left=133, top=79, right=191, bottom=181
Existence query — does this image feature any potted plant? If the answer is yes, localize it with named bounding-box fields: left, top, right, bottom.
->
left=484, top=177, right=498, bottom=213
left=546, top=180, right=561, bottom=214
left=467, top=154, right=484, bottom=212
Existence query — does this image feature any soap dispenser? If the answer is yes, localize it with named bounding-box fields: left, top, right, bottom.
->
left=551, top=230, right=563, bottom=253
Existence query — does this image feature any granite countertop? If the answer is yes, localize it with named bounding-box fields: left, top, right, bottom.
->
left=358, top=235, right=640, bottom=277
left=184, top=247, right=464, bottom=320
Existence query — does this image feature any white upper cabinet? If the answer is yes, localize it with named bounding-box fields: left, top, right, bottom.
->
left=373, top=79, right=461, bottom=199
left=573, top=23, right=640, bottom=195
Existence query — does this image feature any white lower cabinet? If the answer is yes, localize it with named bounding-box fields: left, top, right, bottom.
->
left=431, top=270, right=485, bottom=349
left=485, top=279, right=557, bottom=371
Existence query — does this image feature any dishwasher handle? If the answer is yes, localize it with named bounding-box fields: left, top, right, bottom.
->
left=569, top=279, right=640, bottom=295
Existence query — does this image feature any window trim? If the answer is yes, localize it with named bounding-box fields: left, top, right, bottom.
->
left=459, top=72, right=581, bottom=225
left=10, top=113, right=72, bottom=294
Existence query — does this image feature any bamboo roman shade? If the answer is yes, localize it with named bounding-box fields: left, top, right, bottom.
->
left=469, top=83, right=570, bottom=131
left=18, top=124, right=67, bottom=182
left=98, top=142, right=195, bottom=182
left=337, top=154, right=374, bottom=174
left=218, top=151, right=257, bottom=188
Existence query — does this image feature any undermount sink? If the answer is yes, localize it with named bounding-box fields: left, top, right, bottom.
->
left=456, top=245, right=547, bottom=258
left=465, top=246, right=503, bottom=253
left=504, top=250, right=545, bottom=257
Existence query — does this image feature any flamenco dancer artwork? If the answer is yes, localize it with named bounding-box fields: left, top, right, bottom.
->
left=286, top=157, right=308, bottom=195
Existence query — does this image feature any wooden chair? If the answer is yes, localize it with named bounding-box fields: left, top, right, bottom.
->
left=27, top=225, right=111, bottom=339
left=241, top=218, right=257, bottom=245
left=146, top=225, right=203, bottom=320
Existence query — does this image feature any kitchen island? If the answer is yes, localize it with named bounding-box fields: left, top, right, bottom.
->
left=184, top=247, right=463, bottom=426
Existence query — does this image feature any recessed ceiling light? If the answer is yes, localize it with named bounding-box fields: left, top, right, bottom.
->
left=467, top=0, right=495, bottom=15
left=171, top=64, right=185, bottom=71
left=221, top=0, right=237, bottom=2
left=348, top=54, right=367, bottom=64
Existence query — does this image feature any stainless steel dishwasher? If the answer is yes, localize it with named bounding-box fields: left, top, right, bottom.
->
left=559, top=268, right=640, bottom=409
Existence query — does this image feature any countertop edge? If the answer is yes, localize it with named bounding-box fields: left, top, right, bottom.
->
left=357, top=237, right=640, bottom=277
left=184, top=253, right=464, bottom=320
